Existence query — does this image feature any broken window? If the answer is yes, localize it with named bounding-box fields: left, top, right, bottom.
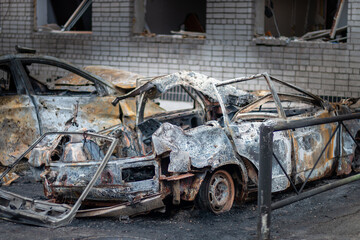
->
left=0, top=65, right=17, bottom=95
left=149, top=86, right=195, bottom=112
left=35, top=0, right=92, bottom=32
left=255, top=0, right=347, bottom=42
left=133, top=0, right=206, bottom=36
left=143, top=85, right=204, bottom=130
left=23, top=63, right=96, bottom=95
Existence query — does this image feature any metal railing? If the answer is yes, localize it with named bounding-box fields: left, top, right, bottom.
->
left=257, top=112, right=360, bottom=240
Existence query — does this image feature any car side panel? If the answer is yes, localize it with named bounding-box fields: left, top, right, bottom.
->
left=32, top=96, right=121, bottom=133
left=230, top=121, right=292, bottom=192
left=292, top=110, right=338, bottom=184
left=44, top=159, right=160, bottom=203
left=0, top=95, right=40, bottom=166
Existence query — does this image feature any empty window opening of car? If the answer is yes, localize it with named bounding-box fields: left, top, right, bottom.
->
left=217, top=75, right=324, bottom=122
left=158, top=85, right=195, bottom=111
left=143, top=85, right=205, bottom=129
left=23, top=63, right=96, bottom=95
left=0, top=65, right=17, bottom=95
left=133, top=0, right=206, bottom=37
left=35, top=0, right=92, bottom=32
left=255, top=0, right=347, bottom=43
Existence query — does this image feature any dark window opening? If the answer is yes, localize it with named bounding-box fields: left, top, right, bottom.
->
left=160, top=157, right=170, bottom=176
left=122, top=166, right=155, bottom=182
left=134, top=0, right=206, bottom=35
left=36, top=0, right=92, bottom=32
left=0, top=65, right=17, bottom=95
left=0, top=197, right=10, bottom=208
left=258, top=0, right=347, bottom=42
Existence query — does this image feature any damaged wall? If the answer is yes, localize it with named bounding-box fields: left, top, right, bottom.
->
left=0, top=0, right=360, bottom=98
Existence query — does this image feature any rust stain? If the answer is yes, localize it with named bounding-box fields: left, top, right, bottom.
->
left=0, top=96, right=39, bottom=166
left=0, top=172, right=20, bottom=186
left=55, top=66, right=142, bottom=90
left=180, top=174, right=206, bottom=201
left=293, top=111, right=343, bottom=183
left=159, top=173, right=194, bottom=181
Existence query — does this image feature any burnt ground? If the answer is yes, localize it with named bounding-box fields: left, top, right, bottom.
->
left=1, top=173, right=360, bottom=240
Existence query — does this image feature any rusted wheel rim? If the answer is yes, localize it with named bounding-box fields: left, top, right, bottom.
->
left=208, top=170, right=235, bottom=213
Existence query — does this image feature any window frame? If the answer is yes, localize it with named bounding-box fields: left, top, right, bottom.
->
left=33, top=0, right=92, bottom=33
left=254, top=0, right=348, bottom=45
left=133, top=0, right=206, bottom=38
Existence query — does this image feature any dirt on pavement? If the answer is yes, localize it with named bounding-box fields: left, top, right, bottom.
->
left=0, top=173, right=360, bottom=240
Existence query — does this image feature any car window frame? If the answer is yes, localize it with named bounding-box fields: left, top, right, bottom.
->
left=136, top=84, right=204, bottom=126
left=145, top=86, right=199, bottom=117
left=269, top=76, right=326, bottom=111
left=15, top=57, right=110, bottom=97
left=213, top=74, right=285, bottom=130
left=215, top=74, right=327, bottom=127
left=0, top=59, right=26, bottom=95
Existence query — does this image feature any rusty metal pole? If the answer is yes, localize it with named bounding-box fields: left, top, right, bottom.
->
left=257, top=124, right=273, bottom=240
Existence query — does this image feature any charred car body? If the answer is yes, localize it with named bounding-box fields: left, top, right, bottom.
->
left=1, top=71, right=360, bottom=226
left=0, top=48, right=161, bottom=167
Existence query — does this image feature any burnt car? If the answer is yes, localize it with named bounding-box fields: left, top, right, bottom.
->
left=1, top=71, right=360, bottom=227
left=0, top=48, right=161, bottom=167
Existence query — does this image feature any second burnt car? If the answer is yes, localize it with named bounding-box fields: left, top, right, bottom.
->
left=1, top=71, right=360, bottom=226
left=0, top=47, right=161, bottom=167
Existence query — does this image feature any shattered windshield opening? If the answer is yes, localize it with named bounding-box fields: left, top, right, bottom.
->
left=214, top=75, right=273, bottom=125
left=214, top=73, right=324, bottom=125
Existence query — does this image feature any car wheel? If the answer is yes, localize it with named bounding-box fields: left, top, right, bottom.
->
left=196, top=169, right=235, bottom=214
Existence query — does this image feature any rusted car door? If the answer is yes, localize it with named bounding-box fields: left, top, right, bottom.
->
left=33, top=96, right=121, bottom=132
left=229, top=103, right=293, bottom=192
left=0, top=61, right=40, bottom=166
left=215, top=75, right=293, bottom=193
left=288, top=107, right=338, bottom=183
left=18, top=60, right=121, bottom=133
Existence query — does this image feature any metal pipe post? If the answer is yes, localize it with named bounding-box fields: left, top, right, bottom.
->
left=258, top=124, right=274, bottom=240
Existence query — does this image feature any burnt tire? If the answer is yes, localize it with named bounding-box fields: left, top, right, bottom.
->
left=196, top=169, right=235, bottom=214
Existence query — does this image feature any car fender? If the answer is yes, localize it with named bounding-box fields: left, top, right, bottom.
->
left=152, top=122, right=244, bottom=172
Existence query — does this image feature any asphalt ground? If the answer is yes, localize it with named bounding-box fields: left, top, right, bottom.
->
left=0, top=175, right=359, bottom=240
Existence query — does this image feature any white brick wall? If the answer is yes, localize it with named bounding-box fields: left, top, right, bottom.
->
left=0, top=0, right=359, bottom=98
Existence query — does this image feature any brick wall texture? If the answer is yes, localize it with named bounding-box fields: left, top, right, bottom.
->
left=0, top=0, right=359, bottom=98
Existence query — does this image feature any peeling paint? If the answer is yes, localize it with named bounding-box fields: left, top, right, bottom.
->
left=0, top=54, right=163, bottom=167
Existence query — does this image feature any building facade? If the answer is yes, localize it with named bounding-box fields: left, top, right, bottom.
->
left=1, top=0, right=359, bottom=99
